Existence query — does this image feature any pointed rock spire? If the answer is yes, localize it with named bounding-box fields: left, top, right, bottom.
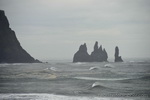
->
left=79, top=43, right=87, bottom=52
left=0, top=10, right=9, bottom=28
left=99, top=45, right=102, bottom=52
left=114, top=46, right=123, bottom=62
left=94, top=41, right=98, bottom=52
left=73, top=43, right=90, bottom=62
left=103, top=49, right=108, bottom=61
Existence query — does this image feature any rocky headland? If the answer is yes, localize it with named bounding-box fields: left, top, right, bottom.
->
left=0, top=10, right=41, bottom=63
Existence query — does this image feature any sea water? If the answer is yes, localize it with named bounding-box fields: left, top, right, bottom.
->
left=0, top=59, right=150, bottom=100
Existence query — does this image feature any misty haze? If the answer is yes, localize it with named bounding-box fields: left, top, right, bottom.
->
left=0, top=0, right=150, bottom=100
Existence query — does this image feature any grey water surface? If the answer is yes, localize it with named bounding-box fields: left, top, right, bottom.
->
left=0, top=59, right=150, bottom=100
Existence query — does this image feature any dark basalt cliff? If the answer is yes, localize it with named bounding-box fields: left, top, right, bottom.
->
left=0, top=10, right=41, bottom=63
left=73, top=41, right=108, bottom=62
left=114, top=46, right=123, bottom=62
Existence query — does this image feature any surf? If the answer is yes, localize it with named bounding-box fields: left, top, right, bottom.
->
left=73, top=77, right=134, bottom=81
left=0, top=93, right=139, bottom=100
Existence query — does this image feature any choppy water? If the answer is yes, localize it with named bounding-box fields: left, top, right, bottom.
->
left=0, top=59, right=150, bottom=100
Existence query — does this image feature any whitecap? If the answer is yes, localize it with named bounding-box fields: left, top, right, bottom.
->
left=50, top=67, right=57, bottom=71
left=75, top=62, right=86, bottom=65
left=104, top=64, right=114, bottom=68
left=92, top=82, right=103, bottom=88
left=89, top=66, right=99, bottom=70
left=43, top=68, right=49, bottom=70
left=0, top=93, right=136, bottom=100
left=73, top=77, right=132, bottom=81
left=43, top=67, right=57, bottom=71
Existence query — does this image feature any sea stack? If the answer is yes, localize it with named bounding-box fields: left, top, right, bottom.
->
left=90, top=41, right=108, bottom=62
left=73, top=41, right=108, bottom=62
left=0, top=10, right=41, bottom=63
left=114, top=46, right=123, bottom=62
left=73, top=43, right=90, bottom=62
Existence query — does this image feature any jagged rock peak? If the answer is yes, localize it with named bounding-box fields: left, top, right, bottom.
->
left=0, top=10, right=9, bottom=29
left=115, top=46, right=119, bottom=58
left=73, top=41, right=108, bottom=62
left=114, top=46, right=123, bottom=62
left=90, top=41, right=108, bottom=62
left=103, top=48, right=108, bottom=61
left=99, top=45, right=102, bottom=51
left=73, top=43, right=90, bottom=62
left=79, top=43, right=87, bottom=52
left=94, top=41, right=98, bottom=52
left=0, top=10, right=41, bottom=63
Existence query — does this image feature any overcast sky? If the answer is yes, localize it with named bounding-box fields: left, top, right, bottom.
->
left=0, top=0, right=150, bottom=60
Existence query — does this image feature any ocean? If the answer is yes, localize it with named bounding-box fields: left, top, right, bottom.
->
left=0, top=58, right=150, bottom=100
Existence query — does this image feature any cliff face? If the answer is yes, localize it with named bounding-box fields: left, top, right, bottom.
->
left=114, top=46, right=123, bottom=62
left=0, top=10, right=40, bottom=63
left=73, top=41, right=108, bottom=62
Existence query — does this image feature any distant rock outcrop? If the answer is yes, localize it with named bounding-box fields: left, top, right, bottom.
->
left=90, top=41, right=108, bottom=62
left=73, top=41, right=108, bottom=62
left=0, top=10, right=41, bottom=63
left=73, top=43, right=90, bottom=62
left=114, top=46, right=123, bottom=62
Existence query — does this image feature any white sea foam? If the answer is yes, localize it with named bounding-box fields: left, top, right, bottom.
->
left=104, top=64, right=114, bottom=68
left=74, top=77, right=132, bottom=81
left=92, top=82, right=103, bottom=88
left=0, top=93, right=138, bottom=100
left=75, top=62, right=86, bottom=65
left=43, top=67, right=50, bottom=70
left=43, top=67, right=57, bottom=71
left=50, top=67, right=57, bottom=71
left=89, top=66, right=99, bottom=70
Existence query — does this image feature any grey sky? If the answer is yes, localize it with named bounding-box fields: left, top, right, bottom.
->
left=0, top=0, right=150, bottom=60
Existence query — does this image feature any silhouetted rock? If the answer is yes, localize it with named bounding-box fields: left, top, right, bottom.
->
left=90, top=41, right=108, bottom=62
left=73, top=41, right=108, bottom=62
left=0, top=10, right=41, bottom=63
left=73, top=43, right=90, bottom=62
left=102, top=49, right=108, bottom=61
left=114, top=46, right=123, bottom=62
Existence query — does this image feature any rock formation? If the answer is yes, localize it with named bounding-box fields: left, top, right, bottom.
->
left=90, top=41, right=108, bottom=62
left=73, top=41, right=108, bottom=62
left=73, top=43, right=90, bottom=62
left=0, top=10, right=41, bottom=63
left=114, top=46, right=123, bottom=62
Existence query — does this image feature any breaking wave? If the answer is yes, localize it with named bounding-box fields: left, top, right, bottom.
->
left=91, top=82, right=107, bottom=88
left=104, top=64, right=114, bottom=68
left=73, top=77, right=133, bottom=81
left=89, top=66, right=99, bottom=70
left=0, top=93, right=138, bottom=100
